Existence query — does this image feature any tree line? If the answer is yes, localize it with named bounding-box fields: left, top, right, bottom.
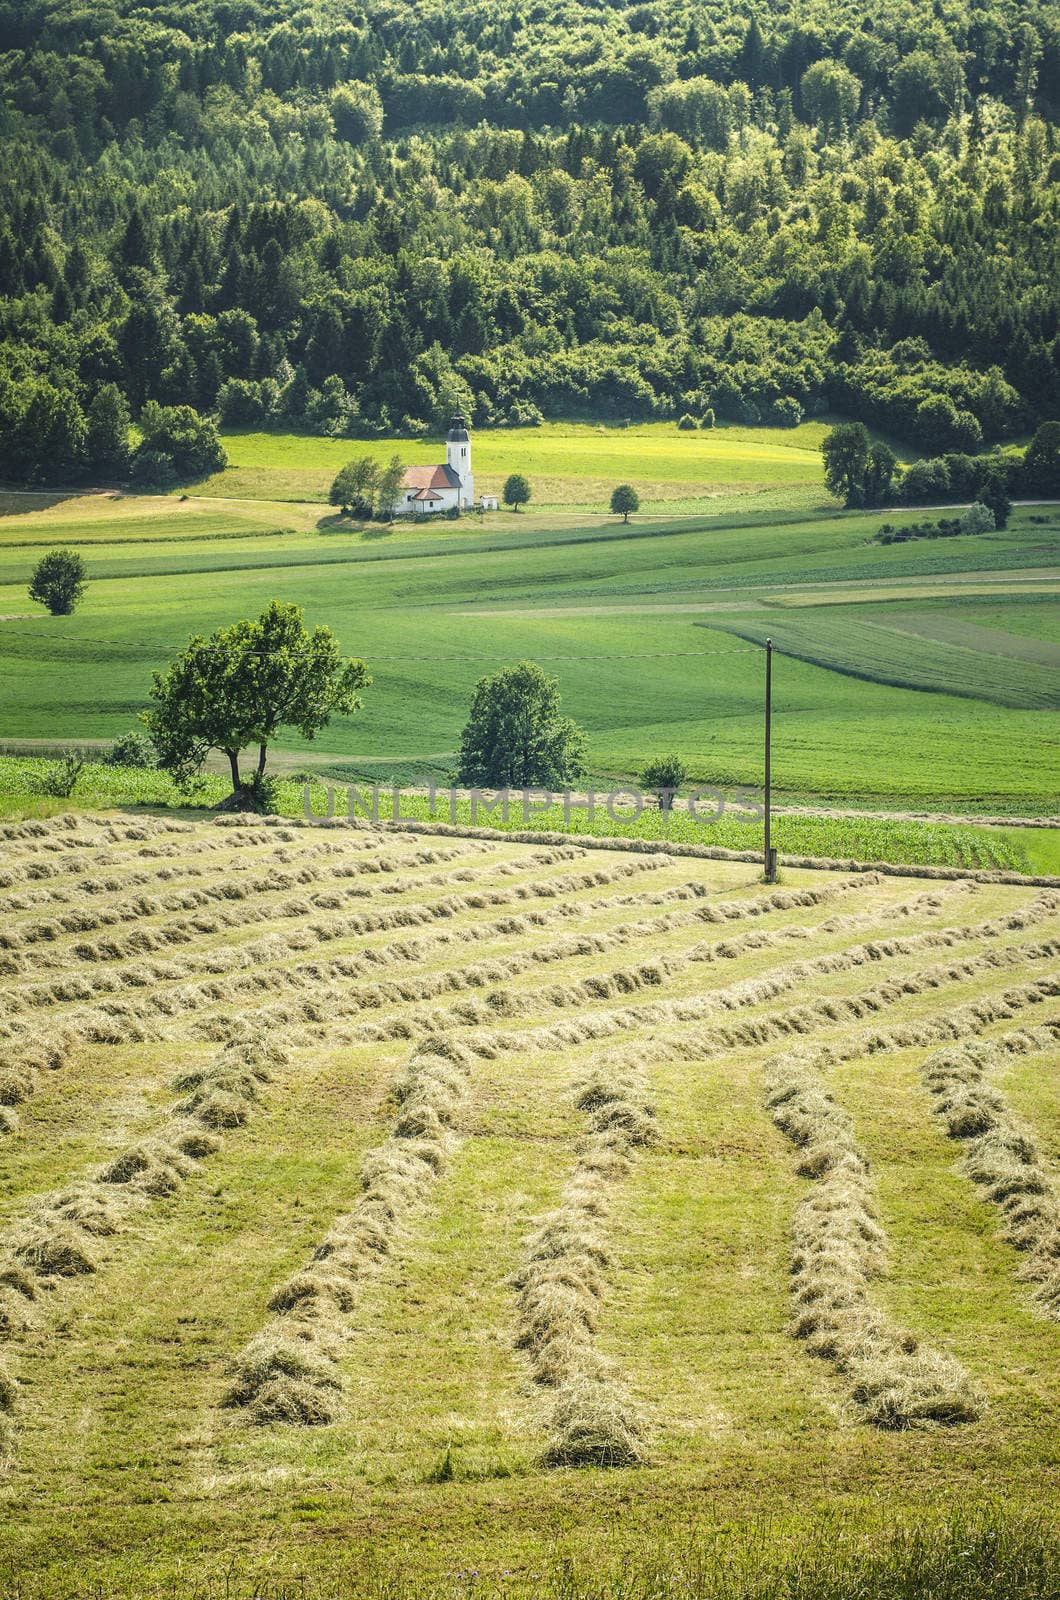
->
left=0, top=0, right=1058, bottom=485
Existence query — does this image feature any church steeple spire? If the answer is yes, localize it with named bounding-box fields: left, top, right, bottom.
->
left=445, top=413, right=473, bottom=506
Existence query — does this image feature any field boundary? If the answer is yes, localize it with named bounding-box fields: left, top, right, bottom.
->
left=227, top=815, right=1060, bottom=888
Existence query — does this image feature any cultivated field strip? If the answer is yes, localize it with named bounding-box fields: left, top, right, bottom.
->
left=0, top=1032, right=282, bottom=1461
left=921, top=1037, right=1060, bottom=1319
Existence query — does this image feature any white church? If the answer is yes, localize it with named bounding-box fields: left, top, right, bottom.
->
left=394, top=414, right=496, bottom=515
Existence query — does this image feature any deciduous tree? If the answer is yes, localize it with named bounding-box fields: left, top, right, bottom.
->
left=610, top=484, right=640, bottom=521
left=29, top=549, right=87, bottom=616
left=503, top=473, right=531, bottom=511
left=144, top=601, right=370, bottom=803
left=641, top=754, right=687, bottom=813
left=457, top=661, right=586, bottom=788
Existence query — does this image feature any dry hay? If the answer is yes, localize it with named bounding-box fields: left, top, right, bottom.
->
left=540, top=1375, right=648, bottom=1469
left=512, top=1049, right=656, bottom=1467
left=765, top=1048, right=981, bottom=1429
left=223, top=1332, right=343, bottom=1426
left=226, top=1035, right=473, bottom=1426
left=456, top=943, right=1059, bottom=1066
left=922, top=1031, right=1060, bottom=1319
left=0, top=1356, right=18, bottom=1462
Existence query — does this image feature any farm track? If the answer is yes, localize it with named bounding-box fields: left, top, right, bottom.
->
left=1, top=816, right=1057, bottom=1477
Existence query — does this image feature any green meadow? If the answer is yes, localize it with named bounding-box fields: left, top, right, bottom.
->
left=0, top=442, right=1057, bottom=812
left=197, top=419, right=842, bottom=513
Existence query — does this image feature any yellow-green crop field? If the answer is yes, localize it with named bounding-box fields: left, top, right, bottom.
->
left=0, top=811, right=1057, bottom=1597
left=201, top=420, right=845, bottom=513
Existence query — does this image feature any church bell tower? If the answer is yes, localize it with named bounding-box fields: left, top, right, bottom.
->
left=445, top=414, right=473, bottom=507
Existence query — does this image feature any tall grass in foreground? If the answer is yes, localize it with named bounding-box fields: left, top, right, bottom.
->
left=5, top=1512, right=1055, bottom=1599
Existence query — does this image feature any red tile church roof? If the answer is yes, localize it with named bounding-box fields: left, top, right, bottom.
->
left=402, top=464, right=461, bottom=490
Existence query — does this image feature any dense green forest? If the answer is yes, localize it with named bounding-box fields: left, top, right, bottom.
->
left=0, top=0, right=1058, bottom=483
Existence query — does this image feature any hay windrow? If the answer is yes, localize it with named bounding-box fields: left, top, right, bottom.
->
left=921, top=1034, right=1060, bottom=1319
left=0, top=1033, right=279, bottom=1405
left=765, top=1047, right=981, bottom=1429
left=511, top=1049, right=657, bottom=1468
left=225, top=1035, right=473, bottom=1427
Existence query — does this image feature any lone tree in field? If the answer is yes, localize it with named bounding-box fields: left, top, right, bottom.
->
left=457, top=660, right=586, bottom=788
left=29, top=549, right=87, bottom=615
left=610, top=484, right=640, bottom=522
left=144, top=601, right=370, bottom=805
left=503, top=473, right=531, bottom=512
left=640, top=754, right=687, bottom=814
left=329, top=456, right=379, bottom=517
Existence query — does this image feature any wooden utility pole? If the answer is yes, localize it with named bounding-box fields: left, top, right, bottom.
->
left=764, top=637, right=777, bottom=882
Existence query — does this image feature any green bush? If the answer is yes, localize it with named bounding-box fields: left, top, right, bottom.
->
left=106, top=731, right=156, bottom=769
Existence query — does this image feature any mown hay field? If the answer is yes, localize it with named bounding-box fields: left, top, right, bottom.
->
left=0, top=810, right=1057, bottom=1596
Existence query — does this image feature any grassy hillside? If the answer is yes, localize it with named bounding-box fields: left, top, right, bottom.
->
left=1, top=485, right=1056, bottom=808
left=0, top=812, right=1057, bottom=1596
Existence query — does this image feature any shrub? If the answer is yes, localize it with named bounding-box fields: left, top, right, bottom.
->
left=699, top=408, right=715, bottom=429
left=770, top=396, right=803, bottom=427
left=677, top=413, right=697, bottom=430
left=959, top=502, right=997, bottom=534
left=106, top=731, right=155, bottom=768
left=32, top=754, right=85, bottom=798
left=640, top=755, right=687, bottom=813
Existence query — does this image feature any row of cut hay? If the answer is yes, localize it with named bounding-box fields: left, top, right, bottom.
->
left=0, top=837, right=605, bottom=949
left=0, top=816, right=320, bottom=891
left=224, top=1035, right=472, bottom=1427
left=764, top=1046, right=982, bottom=1429
left=37, top=850, right=677, bottom=974
left=0, top=817, right=412, bottom=908
left=0, top=841, right=486, bottom=951
left=0, top=856, right=680, bottom=1052
left=0, top=813, right=184, bottom=849
left=922, top=1034, right=1060, bottom=1319
left=0, top=837, right=591, bottom=950
left=351, top=907, right=1060, bottom=1046
left=512, top=1049, right=656, bottom=1468
left=0, top=1035, right=283, bottom=1461
left=423, top=956, right=1060, bottom=1073
left=0, top=827, right=414, bottom=920
left=286, top=815, right=1060, bottom=889
left=6, top=876, right=752, bottom=1025
left=0, top=1034, right=73, bottom=1135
